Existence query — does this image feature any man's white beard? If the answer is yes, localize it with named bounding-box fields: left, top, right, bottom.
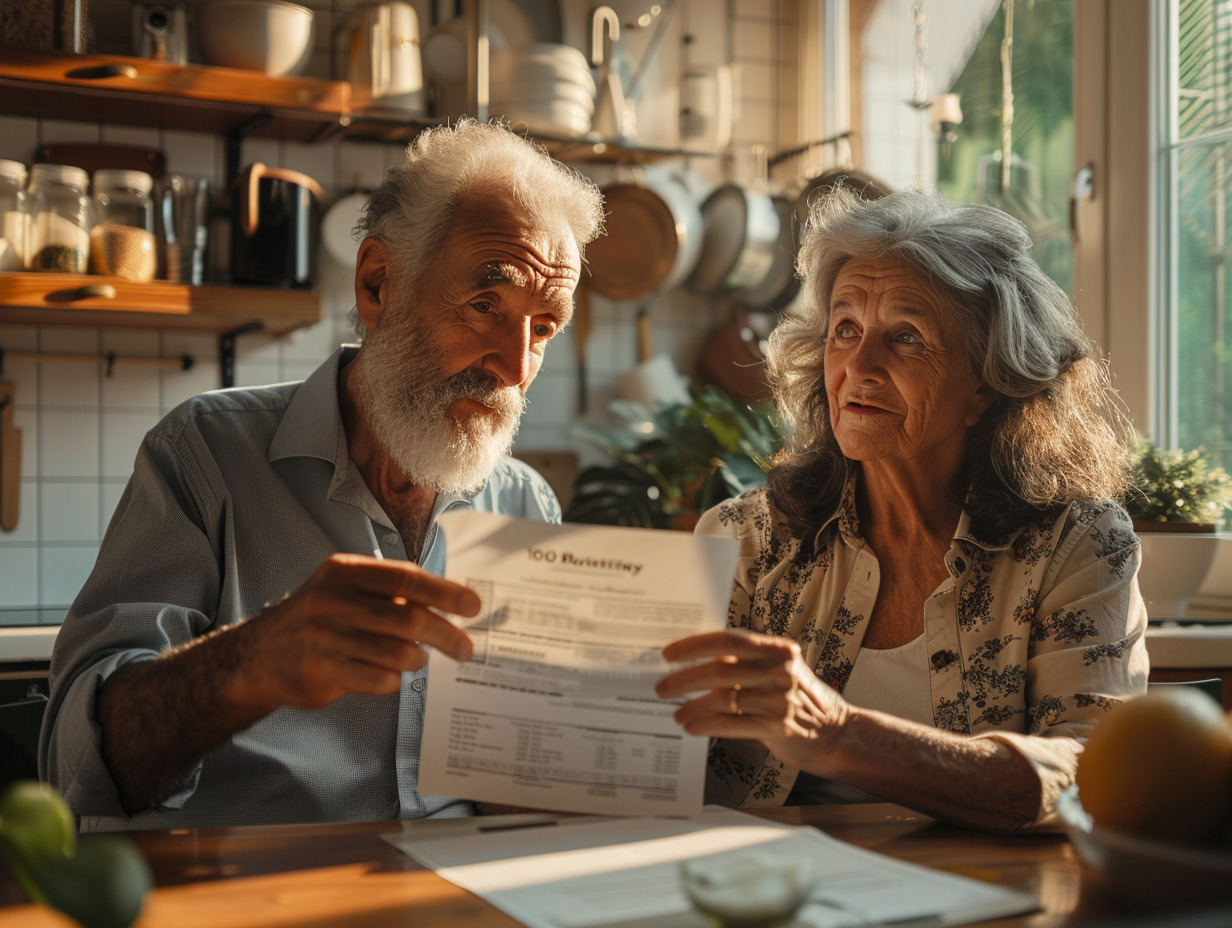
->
left=354, top=303, right=527, bottom=496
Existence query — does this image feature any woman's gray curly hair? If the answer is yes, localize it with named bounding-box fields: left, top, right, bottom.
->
left=350, top=118, right=604, bottom=333
left=767, top=185, right=1133, bottom=536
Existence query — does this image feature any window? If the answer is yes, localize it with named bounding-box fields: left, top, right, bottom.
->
left=937, top=0, right=1076, bottom=295
left=1159, top=0, right=1232, bottom=477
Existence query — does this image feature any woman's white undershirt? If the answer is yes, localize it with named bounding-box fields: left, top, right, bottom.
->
left=839, top=632, right=935, bottom=726
left=786, top=634, right=934, bottom=804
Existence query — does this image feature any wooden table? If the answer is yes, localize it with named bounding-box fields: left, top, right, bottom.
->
left=0, top=804, right=1216, bottom=928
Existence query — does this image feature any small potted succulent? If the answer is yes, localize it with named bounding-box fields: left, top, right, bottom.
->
left=1125, top=438, right=1232, bottom=531
left=1125, top=439, right=1232, bottom=618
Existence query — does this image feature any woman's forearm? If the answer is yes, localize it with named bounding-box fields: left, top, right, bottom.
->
left=792, top=707, right=1043, bottom=830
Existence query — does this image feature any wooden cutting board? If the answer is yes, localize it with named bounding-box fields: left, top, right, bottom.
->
left=0, top=378, right=20, bottom=533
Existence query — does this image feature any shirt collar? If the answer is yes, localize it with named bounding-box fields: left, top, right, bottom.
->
left=821, top=470, right=1017, bottom=552
left=268, top=344, right=480, bottom=514
left=268, top=345, right=357, bottom=467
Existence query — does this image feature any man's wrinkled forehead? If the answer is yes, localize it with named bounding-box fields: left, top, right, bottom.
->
left=470, top=261, right=576, bottom=324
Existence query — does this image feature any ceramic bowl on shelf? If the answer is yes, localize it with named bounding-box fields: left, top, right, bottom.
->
left=494, top=78, right=596, bottom=112
left=195, top=0, right=315, bottom=76
left=493, top=99, right=592, bottom=138
left=1056, top=786, right=1232, bottom=910
left=490, top=44, right=591, bottom=82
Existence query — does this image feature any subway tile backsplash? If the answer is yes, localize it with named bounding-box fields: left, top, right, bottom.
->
left=0, top=0, right=800, bottom=617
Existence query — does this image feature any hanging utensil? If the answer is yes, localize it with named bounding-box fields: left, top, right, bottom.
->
left=617, top=306, right=690, bottom=410
left=0, top=376, right=21, bottom=533
left=590, top=5, right=635, bottom=142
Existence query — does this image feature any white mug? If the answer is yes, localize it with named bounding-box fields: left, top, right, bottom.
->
left=346, top=2, right=426, bottom=115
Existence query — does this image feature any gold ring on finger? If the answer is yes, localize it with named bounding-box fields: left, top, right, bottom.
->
left=729, top=683, right=743, bottom=716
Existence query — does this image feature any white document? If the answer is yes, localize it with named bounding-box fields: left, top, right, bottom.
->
left=388, top=807, right=1039, bottom=928
left=418, top=511, right=739, bottom=817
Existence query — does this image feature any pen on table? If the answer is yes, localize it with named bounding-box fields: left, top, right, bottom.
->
left=476, top=819, right=561, bottom=833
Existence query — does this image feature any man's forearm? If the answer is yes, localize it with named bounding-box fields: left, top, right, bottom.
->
left=97, top=621, right=272, bottom=814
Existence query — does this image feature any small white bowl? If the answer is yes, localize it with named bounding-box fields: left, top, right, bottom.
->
left=492, top=62, right=595, bottom=86
left=196, top=0, right=315, bottom=76
left=491, top=43, right=590, bottom=75
left=492, top=81, right=597, bottom=113
left=496, top=99, right=592, bottom=137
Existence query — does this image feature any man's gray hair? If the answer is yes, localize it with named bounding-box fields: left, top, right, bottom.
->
left=768, top=185, right=1132, bottom=536
left=352, top=119, right=604, bottom=329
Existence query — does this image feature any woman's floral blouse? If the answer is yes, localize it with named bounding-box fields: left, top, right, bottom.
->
left=694, top=480, right=1150, bottom=826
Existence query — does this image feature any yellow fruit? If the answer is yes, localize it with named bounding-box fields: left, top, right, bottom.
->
left=1076, top=687, right=1232, bottom=843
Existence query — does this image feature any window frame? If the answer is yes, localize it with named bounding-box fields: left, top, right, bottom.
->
left=1079, top=0, right=1232, bottom=608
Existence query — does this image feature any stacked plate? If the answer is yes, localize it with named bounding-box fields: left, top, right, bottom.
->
left=490, top=44, right=596, bottom=138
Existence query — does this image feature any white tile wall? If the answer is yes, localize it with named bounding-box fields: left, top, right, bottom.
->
left=0, top=0, right=804, bottom=615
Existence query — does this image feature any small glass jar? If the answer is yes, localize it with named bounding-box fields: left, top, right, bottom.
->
left=90, top=168, right=156, bottom=282
left=26, top=163, right=90, bottom=273
left=0, top=159, right=27, bottom=271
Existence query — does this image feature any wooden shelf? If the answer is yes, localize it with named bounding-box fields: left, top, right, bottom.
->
left=0, top=273, right=320, bottom=337
left=0, top=50, right=708, bottom=163
left=0, top=50, right=352, bottom=143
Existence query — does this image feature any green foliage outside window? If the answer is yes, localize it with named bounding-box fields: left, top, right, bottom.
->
left=936, top=0, right=1074, bottom=294
left=1171, top=0, right=1232, bottom=493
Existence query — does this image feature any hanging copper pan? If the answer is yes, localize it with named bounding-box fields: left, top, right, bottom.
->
left=585, top=173, right=702, bottom=301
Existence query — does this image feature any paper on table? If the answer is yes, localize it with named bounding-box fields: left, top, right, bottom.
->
left=418, top=511, right=739, bottom=817
left=388, top=807, right=1039, bottom=928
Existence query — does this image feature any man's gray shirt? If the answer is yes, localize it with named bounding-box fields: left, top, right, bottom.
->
left=39, top=346, right=561, bottom=831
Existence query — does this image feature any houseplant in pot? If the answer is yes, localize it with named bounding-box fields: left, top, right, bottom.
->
left=563, top=385, right=782, bottom=532
left=1125, top=438, right=1232, bottom=618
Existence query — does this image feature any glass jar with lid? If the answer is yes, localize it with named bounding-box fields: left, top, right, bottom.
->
left=90, top=168, right=157, bottom=282
left=26, top=163, right=91, bottom=273
left=0, top=159, right=27, bottom=271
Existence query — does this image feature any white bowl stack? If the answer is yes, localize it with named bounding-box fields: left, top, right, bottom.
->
left=489, top=44, right=596, bottom=138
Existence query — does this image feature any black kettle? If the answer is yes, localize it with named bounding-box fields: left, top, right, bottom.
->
left=231, top=163, right=324, bottom=287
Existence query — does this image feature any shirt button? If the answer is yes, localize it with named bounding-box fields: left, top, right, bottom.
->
left=410, top=678, right=426, bottom=693
left=930, top=650, right=957, bottom=670
left=385, top=533, right=399, bottom=546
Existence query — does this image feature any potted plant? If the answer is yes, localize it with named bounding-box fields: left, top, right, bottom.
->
left=1125, top=438, right=1232, bottom=618
left=563, top=386, right=783, bottom=532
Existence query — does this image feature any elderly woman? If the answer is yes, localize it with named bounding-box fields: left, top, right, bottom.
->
left=656, top=186, right=1149, bottom=831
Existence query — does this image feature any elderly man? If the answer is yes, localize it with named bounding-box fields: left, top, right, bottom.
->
left=39, top=120, right=605, bottom=831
